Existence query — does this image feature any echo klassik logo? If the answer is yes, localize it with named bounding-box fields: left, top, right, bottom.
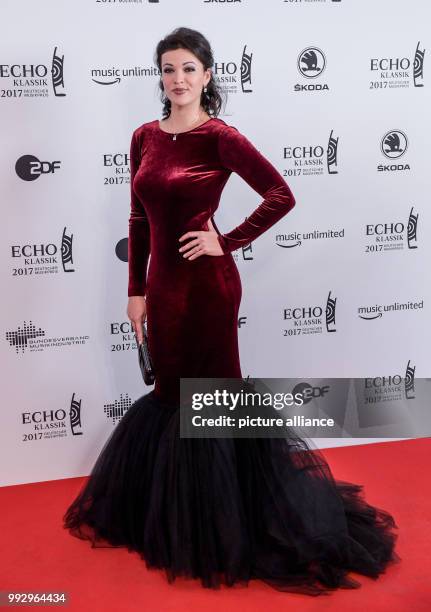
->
left=104, top=150, right=131, bottom=185
left=357, top=298, right=424, bottom=321
left=282, top=129, right=339, bottom=177
left=11, top=227, right=75, bottom=276
left=283, top=291, right=337, bottom=336
left=295, top=46, right=329, bottom=91
left=378, top=130, right=410, bottom=172
left=16, top=154, right=61, bottom=181
left=370, top=42, right=425, bottom=89
left=232, top=237, right=254, bottom=263
left=364, top=206, right=419, bottom=253
left=5, top=321, right=89, bottom=354
left=21, top=392, right=84, bottom=442
left=110, top=320, right=139, bottom=353
left=0, top=46, right=66, bottom=98
left=213, top=44, right=253, bottom=94
left=364, top=360, right=416, bottom=402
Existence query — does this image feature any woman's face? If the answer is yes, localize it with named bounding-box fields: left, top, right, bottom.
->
left=160, top=48, right=211, bottom=111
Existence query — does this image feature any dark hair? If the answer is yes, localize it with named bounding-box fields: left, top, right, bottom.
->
left=154, top=27, right=225, bottom=119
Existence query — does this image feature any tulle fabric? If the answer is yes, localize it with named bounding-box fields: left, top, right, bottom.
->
left=63, top=390, right=400, bottom=596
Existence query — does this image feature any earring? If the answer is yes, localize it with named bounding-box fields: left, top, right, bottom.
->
left=203, top=86, right=208, bottom=93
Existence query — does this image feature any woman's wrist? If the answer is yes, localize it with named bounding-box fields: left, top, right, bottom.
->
left=216, top=234, right=231, bottom=254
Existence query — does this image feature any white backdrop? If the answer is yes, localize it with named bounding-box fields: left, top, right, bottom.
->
left=1, top=0, right=430, bottom=486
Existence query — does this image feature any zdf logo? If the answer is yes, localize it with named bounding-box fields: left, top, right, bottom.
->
left=15, top=155, right=61, bottom=181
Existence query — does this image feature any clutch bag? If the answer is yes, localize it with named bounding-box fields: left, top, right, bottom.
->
left=135, top=322, right=155, bottom=385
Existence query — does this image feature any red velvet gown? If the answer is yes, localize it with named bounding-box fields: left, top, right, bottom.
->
left=63, top=117, right=400, bottom=595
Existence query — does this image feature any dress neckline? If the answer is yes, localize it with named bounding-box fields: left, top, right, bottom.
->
left=157, top=117, right=213, bottom=135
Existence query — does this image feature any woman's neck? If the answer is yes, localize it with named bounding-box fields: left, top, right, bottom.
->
left=162, top=108, right=210, bottom=131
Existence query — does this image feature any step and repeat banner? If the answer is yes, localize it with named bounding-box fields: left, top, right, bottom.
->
left=1, top=0, right=430, bottom=486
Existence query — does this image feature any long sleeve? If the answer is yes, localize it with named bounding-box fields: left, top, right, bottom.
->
left=128, top=128, right=151, bottom=297
left=216, top=124, right=296, bottom=254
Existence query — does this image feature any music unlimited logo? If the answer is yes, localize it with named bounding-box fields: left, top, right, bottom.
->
left=91, top=63, right=159, bottom=86
left=357, top=298, right=424, bottom=321
left=276, top=226, right=344, bottom=249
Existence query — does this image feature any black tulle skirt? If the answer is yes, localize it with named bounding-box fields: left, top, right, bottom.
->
left=63, top=389, right=400, bottom=596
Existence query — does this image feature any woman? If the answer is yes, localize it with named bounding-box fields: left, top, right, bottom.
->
left=63, top=27, right=400, bottom=596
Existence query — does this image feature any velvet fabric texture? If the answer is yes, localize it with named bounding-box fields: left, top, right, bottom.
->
left=128, top=117, right=296, bottom=403
left=63, top=117, right=400, bottom=595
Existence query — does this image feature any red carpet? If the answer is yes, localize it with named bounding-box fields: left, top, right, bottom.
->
left=1, top=438, right=429, bottom=611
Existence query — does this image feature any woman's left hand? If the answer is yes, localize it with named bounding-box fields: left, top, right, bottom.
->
left=179, top=218, right=224, bottom=260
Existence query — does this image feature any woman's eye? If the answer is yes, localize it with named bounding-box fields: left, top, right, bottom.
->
left=163, top=67, right=195, bottom=74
